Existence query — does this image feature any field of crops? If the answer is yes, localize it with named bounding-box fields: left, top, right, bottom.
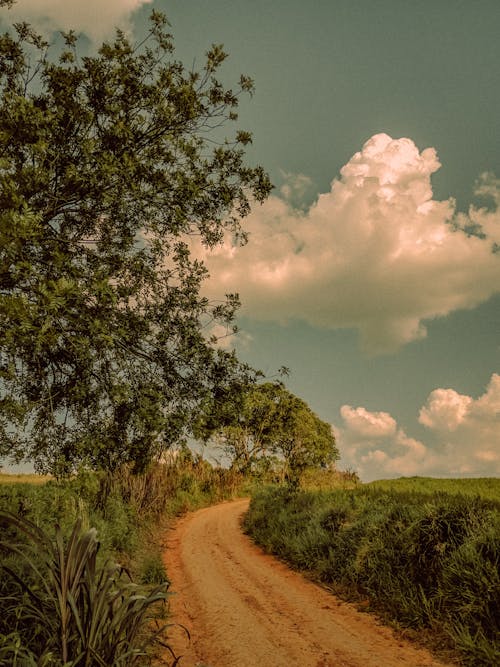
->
left=367, top=476, right=500, bottom=501
left=244, top=477, right=500, bottom=666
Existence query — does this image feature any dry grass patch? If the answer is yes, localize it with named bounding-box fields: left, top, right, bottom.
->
left=0, top=472, right=52, bottom=485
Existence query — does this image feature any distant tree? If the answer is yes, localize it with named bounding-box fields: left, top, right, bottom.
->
left=0, top=7, right=271, bottom=474
left=195, top=381, right=278, bottom=473
left=195, top=382, right=339, bottom=484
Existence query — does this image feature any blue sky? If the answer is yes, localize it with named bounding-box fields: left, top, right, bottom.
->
left=2, top=1, right=500, bottom=480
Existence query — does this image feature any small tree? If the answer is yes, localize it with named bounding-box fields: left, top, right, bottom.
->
left=195, top=382, right=339, bottom=483
left=0, top=7, right=271, bottom=474
left=269, top=387, right=338, bottom=485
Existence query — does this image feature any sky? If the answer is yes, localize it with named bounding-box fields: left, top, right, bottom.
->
left=2, top=0, right=500, bottom=481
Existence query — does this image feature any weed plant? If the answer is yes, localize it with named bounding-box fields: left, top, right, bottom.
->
left=244, top=481, right=500, bottom=666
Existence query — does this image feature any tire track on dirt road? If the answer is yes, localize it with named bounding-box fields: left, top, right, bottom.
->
left=162, top=498, right=454, bottom=667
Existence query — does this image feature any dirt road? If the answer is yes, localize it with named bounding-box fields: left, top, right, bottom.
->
left=163, top=498, right=453, bottom=667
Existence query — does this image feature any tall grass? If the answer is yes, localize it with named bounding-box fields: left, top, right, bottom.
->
left=244, top=481, right=500, bottom=665
left=0, top=459, right=244, bottom=566
left=0, top=512, right=170, bottom=666
left=0, top=457, right=246, bottom=665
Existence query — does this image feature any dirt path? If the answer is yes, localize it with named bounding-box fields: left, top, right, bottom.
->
left=162, top=498, right=453, bottom=667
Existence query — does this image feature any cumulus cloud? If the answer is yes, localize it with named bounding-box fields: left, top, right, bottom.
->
left=418, top=374, right=500, bottom=473
left=197, top=134, right=500, bottom=353
left=336, top=406, right=429, bottom=481
left=279, top=171, right=316, bottom=210
left=5, top=0, right=152, bottom=42
left=339, top=405, right=397, bottom=439
left=336, top=373, right=500, bottom=481
left=418, top=388, right=472, bottom=431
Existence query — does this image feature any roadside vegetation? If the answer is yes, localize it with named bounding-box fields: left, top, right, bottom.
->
left=0, top=458, right=246, bottom=665
left=367, top=476, right=500, bottom=501
left=244, top=477, right=500, bottom=666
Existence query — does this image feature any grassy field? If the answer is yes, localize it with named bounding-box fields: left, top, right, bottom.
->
left=3, top=470, right=498, bottom=664
left=367, top=476, right=500, bottom=501
left=0, top=472, right=52, bottom=485
left=244, top=476, right=500, bottom=666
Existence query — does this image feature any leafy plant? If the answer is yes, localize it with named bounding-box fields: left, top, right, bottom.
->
left=0, top=511, right=171, bottom=666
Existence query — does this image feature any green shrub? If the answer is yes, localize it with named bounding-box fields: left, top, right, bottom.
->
left=140, top=554, right=169, bottom=586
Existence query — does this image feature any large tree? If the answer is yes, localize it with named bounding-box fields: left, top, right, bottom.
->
left=0, top=6, right=271, bottom=474
left=195, top=382, right=339, bottom=483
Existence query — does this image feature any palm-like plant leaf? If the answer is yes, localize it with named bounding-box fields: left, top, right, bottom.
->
left=0, top=511, right=171, bottom=666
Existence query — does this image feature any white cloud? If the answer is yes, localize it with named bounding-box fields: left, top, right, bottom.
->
left=418, top=375, right=500, bottom=433
left=473, top=372, right=500, bottom=415
left=336, top=407, right=430, bottom=481
left=339, top=405, right=397, bottom=438
left=6, top=0, right=152, bottom=42
left=197, top=133, right=500, bottom=353
left=336, top=373, right=500, bottom=481
left=418, top=389, right=472, bottom=431
left=279, top=171, right=316, bottom=210
left=419, top=373, right=500, bottom=474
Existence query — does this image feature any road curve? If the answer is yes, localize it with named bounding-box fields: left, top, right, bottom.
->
left=162, top=498, right=453, bottom=667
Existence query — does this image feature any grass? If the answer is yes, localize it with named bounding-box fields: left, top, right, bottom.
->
left=299, top=467, right=360, bottom=491
left=367, top=476, right=500, bottom=501
left=0, top=472, right=52, bottom=485
left=0, top=458, right=246, bottom=665
left=244, top=478, right=500, bottom=666
left=10, top=466, right=495, bottom=664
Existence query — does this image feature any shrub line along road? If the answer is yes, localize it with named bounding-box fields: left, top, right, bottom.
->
left=162, top=498, right=454, bottom=667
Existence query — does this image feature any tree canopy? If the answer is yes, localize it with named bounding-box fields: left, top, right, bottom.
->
left=195, top=382, right=339, bottom=483
left=0, top=7, right=272, bottom=474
